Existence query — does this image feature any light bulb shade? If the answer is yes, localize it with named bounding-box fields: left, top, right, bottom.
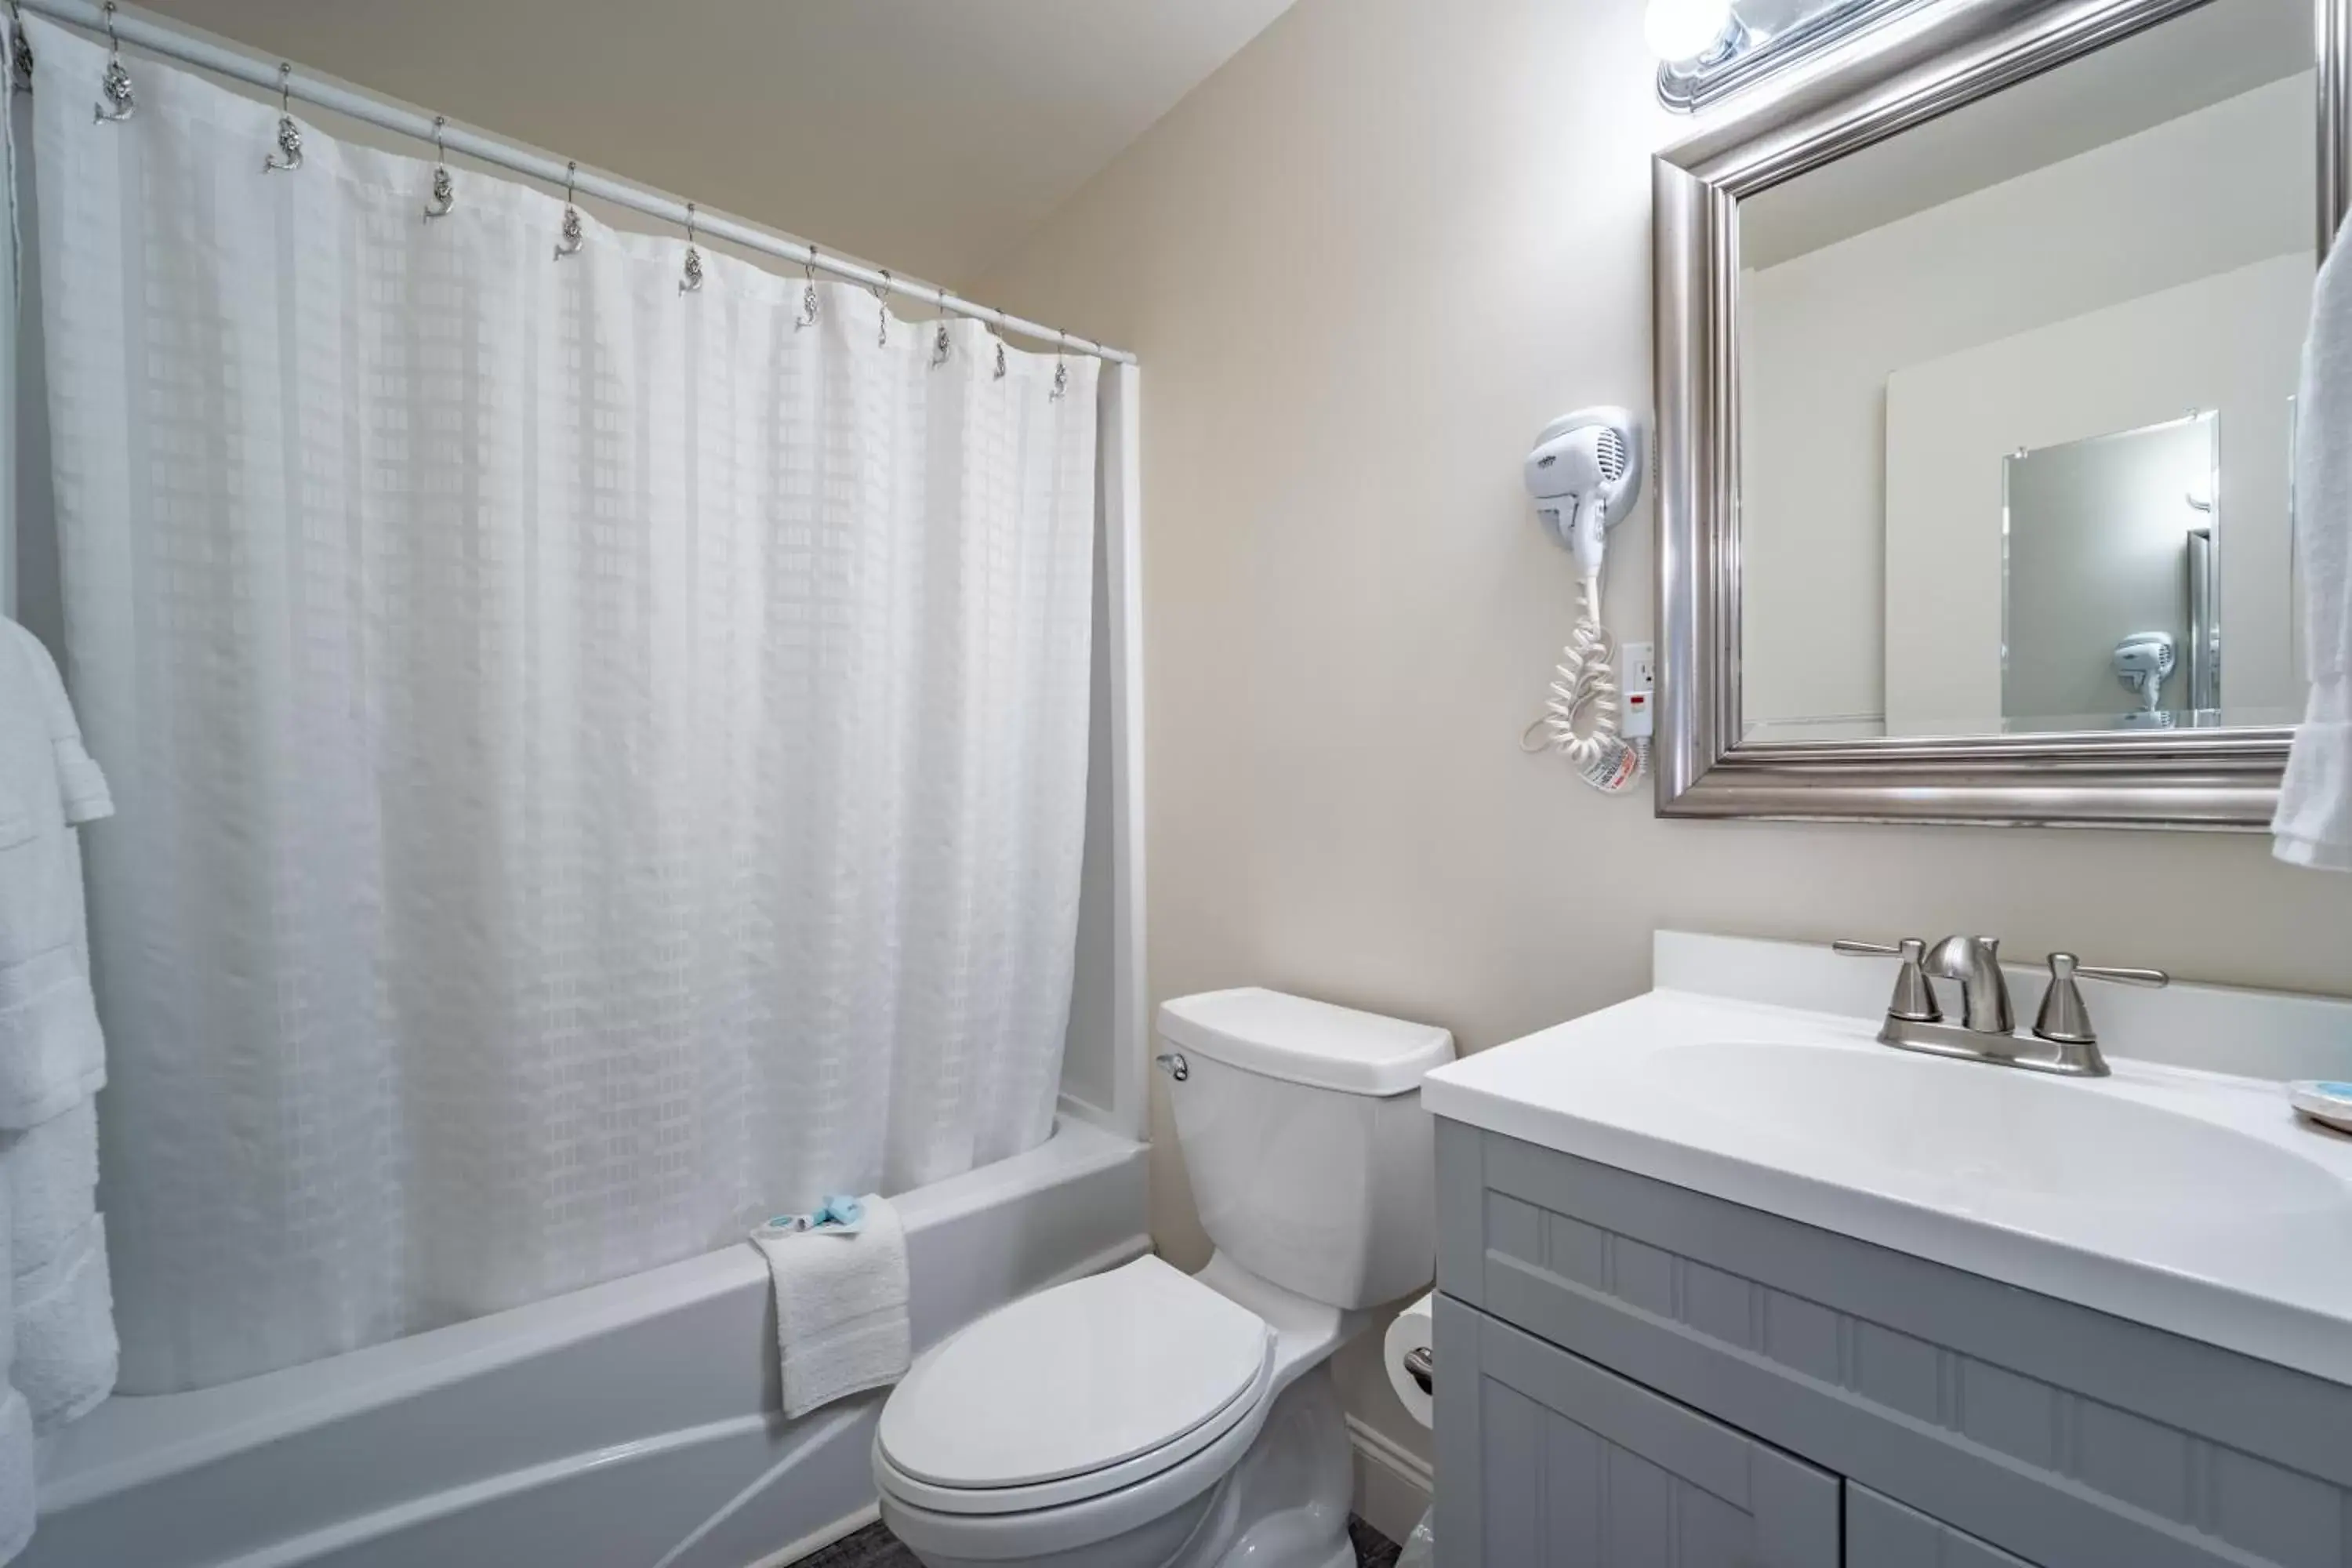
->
left=1645, top=0, right=1733, bottom=62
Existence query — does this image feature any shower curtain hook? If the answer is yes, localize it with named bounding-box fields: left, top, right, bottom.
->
left=873, top=270, right=891, bottom=347
left=797, top=247, right=820, bottom=328
left=423, top=114, right=454, bottom=221
left=931, top=292, right=954, bottom=368
left=554, top=160, right=583, bottom=259
left=678, top=202, right=703, bottom=296
left=1049, top=331, right=1069, bottom=401
left=93, top=2, right=133, bottom=123
left=9, top=0, right=33, bottom=92
left=263, top=62, right=303, bottom=172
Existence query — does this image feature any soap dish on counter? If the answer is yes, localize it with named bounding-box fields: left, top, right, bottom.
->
left=2288, top=1081, right=2352, bottom=1134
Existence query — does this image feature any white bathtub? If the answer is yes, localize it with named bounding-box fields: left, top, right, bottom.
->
left=26, top=1119, right=1148, bottom=1568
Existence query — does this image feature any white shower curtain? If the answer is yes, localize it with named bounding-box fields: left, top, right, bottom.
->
left=20, top=16, right=1099, bottom=1392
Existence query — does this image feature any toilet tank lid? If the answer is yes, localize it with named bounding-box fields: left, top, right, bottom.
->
left=1157, top=988, right=1454, bottom=1095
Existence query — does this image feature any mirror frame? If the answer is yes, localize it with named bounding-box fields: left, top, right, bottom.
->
left=1653, top=0, right=2350, bottom=828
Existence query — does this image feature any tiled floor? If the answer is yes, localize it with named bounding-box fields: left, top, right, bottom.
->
left=1351, top=1513, right=1406, bottom=1568
left=798, top=1515, right=1404, bottom=1566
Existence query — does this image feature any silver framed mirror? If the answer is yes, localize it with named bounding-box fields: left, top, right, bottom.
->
left=1654, top=0, right=2347, bottom=827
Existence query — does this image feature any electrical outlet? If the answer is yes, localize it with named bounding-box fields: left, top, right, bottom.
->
left=1621, top=641, right=1656, bottom=739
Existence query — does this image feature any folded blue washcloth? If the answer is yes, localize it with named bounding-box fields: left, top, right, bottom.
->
left=753, top=1194, right=866, bottom=1240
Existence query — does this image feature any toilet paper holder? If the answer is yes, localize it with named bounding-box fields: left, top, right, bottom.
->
left=1403, top=1345, right=1432, bottom=1396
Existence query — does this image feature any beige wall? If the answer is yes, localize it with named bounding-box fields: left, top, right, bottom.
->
left=978, top=0, right=2352, bottom=1465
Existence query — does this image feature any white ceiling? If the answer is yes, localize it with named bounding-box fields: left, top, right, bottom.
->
left=140, top=0, right=1299, bottom=286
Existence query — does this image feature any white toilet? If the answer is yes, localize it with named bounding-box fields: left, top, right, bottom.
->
left=873, top=987, right=1454, bottom=1568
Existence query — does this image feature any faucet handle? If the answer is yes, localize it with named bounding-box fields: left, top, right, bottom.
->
left=1832, top=938, right=1941, bottom=1023
left=2034, top=953, right=2168, bottom=1046
left=2074, top=960, right=2169, bottom=989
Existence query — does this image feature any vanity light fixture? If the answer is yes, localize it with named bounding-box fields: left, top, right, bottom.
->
left=1643, top=0, right=1736, bottom=65
left=1652, top=0, right=1936, bottom=111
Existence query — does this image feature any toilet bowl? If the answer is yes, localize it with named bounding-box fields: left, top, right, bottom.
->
left=873, top=989, right=1454, bottom=1568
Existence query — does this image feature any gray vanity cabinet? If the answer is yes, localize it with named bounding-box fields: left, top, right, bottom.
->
left=1846, top=1486, right=2033, bottom=1568
left=1437, top=1295, right=1840, bottom=1566
left=1433, top=1121, right=2352, bottom=1568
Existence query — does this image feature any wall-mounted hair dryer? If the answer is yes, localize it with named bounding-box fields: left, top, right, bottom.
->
left=2113, top=632, right=2176, bottom=715
left=1524, top=408, right=1647, bottom=580
left=1521, top=407, right=1650, bottom=794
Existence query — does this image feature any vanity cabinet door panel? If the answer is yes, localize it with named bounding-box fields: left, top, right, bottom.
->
left=1437, top=1120, right=2352, bottom=1568
left=1435, top=1294, right=1838, bottom=1566
left=1848, top=1484, right=2039, bottom=1568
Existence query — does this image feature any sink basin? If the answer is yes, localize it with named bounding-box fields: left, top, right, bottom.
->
left=1420, top=984, right=2352, bottom=1385
left=1639, top=1038, right=2347, bottom=1224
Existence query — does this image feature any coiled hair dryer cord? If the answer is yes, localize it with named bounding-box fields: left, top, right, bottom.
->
left=1520, top=573, right=1645, bottom=793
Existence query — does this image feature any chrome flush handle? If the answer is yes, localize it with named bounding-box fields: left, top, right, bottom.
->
left=1155, top=1051, right=1189, bottom=1083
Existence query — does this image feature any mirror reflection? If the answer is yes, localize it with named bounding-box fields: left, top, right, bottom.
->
left=1737, top=0, right=2313, bottom=740
left=2002, top=415, right=2220, bottom=731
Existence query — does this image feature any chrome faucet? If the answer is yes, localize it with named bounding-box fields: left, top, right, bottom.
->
left=1922, top=935, right=2013, bottom=1034
left=1832, top=935, right=2166, bottom=1077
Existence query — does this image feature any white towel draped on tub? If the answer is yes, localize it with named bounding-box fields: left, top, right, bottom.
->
left=0, top=616, right=118, bottom=1512
left=752, top=1194, right=911, bottom=1419
left=2277, top=219, right=2352, bottom=869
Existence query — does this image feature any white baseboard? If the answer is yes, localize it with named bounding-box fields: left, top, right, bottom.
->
left=1347, top=1414, right=1433, bottom=1548
left=750, top=1501, right=878, bottom=1568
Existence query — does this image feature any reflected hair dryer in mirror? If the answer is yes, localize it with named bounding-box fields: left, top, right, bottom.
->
left=2113, top=632, right=2176, bottom=715
left=1521, top=407, right=1649, bottom=793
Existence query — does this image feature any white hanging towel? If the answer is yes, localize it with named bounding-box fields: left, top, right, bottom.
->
left=0, top=622, right=110, bottom=1123
left=750, top=1195, right=911, bottom=1418
left=1, top=1099, right=96, bottom=1281
left=2277, top=223, right=2352, bottom=869
left=0, top=622, right=110, bottom=833
left=0, top=618, right=116, bottom=1454
left=0, top=946, right=103, bottom=1131
left=13, top=1215, right=115, bottom=1433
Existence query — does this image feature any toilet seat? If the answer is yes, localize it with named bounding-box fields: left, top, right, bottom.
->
left=874, top=1257, right=1274, bottom=1516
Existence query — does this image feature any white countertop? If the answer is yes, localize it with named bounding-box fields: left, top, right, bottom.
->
left=1421, top=934, right=2352, bottom=1386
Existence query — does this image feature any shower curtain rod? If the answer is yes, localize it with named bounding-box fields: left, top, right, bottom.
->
left=8, top=0, right=1138, bottom=366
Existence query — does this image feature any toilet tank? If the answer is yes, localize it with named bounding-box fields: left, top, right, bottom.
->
left=1156, top=989, right=1455, bottom=1310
